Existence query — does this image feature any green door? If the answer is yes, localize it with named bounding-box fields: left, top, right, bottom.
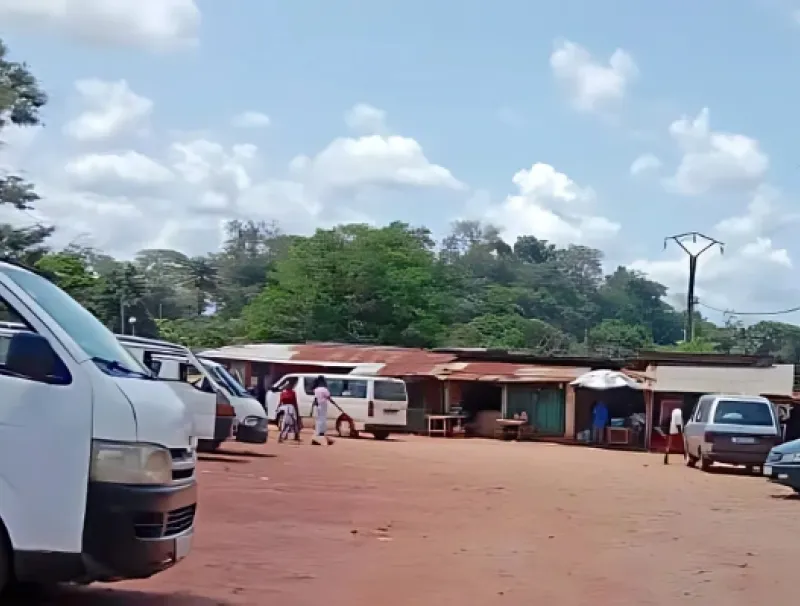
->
left=506, top=386, right=565, bottom=436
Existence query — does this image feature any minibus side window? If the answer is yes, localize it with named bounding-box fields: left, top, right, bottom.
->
left=0, top=297, right=71, bottom=385
left=374, top=380, right=407, bottom=401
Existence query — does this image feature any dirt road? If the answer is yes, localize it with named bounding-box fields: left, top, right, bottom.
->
left=18, top=435, right=800, bottom=605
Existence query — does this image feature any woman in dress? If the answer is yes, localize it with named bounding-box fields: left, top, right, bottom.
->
left=277, top=377, right=301, bottom=443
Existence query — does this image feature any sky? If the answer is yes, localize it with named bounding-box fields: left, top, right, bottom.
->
left=1, top=0, right=800, bottom=324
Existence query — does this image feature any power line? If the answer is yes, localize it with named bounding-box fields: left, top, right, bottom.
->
left=697, top=301, right=800, bottom=317
left=664, top=232, right=724, bottom=341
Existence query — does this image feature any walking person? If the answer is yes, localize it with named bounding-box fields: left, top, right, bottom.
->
left=591, top=400, right=609, bottom=445
left=310, top=375, right=337, bottom=446
left=664, top=405, right=684, bottom=465
left=277, top=377, right=301, bottom=443
left=310, top=376, right=332, bottom=446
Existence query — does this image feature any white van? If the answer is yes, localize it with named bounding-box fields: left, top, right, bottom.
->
left=199, top=358, right=269, bottom=445
left=266, top=373, right=408, bottom=440
left=117, top=336, right=255, bottom=450
left=0, top=261, right=196, bottom=592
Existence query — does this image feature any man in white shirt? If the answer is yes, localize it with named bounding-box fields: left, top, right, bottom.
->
left=664, top=406, right=684, bottom=465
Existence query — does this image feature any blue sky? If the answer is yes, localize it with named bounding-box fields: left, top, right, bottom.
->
left=1, top=0, right=800, bottom=322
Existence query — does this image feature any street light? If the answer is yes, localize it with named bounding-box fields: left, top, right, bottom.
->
left=128, top=316, right=137, bottom=336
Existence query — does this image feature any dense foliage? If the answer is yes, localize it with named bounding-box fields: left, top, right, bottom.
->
left=4, top=38, right=800, bottom=361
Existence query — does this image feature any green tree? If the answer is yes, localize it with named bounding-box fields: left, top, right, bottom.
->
left=588, top=319, right=652, bottom=356
left=213, top=220, right=295, bottom=317
left=92, top=262, right=157, bottom=337
left=0, top=224, right=53, bottom=264
left=35, top=251, right=96, bottom=304
left=0, top=39, right=47, bottom=210
left=244, top=222, right=454, bottom=346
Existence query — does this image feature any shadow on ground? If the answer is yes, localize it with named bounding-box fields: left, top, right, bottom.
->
left=213, top=449, right=275, bottom=459
left=5, top=585, right=230, bottom=605
left=198, top=455, right=250, bottom=464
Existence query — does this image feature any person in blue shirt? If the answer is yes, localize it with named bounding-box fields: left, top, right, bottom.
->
left=591, top=400, right=609, bottom=444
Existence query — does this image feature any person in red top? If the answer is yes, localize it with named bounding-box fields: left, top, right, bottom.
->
left=277, top=377, right=301, bottom=443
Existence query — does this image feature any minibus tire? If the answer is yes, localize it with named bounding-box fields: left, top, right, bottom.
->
left=336, top=415, right=358, bottom=439
left=372, top=431, right=390, bottom=441
left=0, top=521, right=11, bottom=594
left=197, top=439, right=224, bottom=453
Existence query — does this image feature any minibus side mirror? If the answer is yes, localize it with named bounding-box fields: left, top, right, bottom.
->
left=5, top=332, right=71, bottom=385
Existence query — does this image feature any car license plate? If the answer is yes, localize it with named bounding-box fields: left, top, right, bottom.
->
left=176, top=532, right=192, bottom=560
left=763, top=465, right=772, bottom=476
left=732, top=437, right=756, bottom=444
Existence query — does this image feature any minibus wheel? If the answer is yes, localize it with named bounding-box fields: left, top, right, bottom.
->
left=0, top=523, right=10, bottom=594
left=336, top=415, right=358, bottom=439
left=372, top=431, right=390, bottom=441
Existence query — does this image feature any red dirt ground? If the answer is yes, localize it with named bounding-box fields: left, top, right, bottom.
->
left=17, top=433, right=800, bottom=605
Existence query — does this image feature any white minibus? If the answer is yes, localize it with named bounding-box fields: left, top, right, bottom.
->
left=117, top=336, right=251, bottom=451
left=0, top=261, right=196, bottom=592
left=266, top=373, right=408, bottom=440
left=199, top=357, right=269, bottom=444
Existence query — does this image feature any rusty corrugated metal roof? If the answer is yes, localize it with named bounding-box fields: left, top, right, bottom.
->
left=423, top=361, right=592, bottom=383
left=292, top=343, right=456, bottom=376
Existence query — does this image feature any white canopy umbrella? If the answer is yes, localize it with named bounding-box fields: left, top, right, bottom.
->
left=571, top=369, right=642, bottom=391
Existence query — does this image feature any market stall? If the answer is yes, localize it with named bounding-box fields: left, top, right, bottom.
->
left=571, top=370, right=651, bottom=450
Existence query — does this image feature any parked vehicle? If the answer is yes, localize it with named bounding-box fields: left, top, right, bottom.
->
left=199, top=358, right=269, bottom=444
left=118, top=335, right=238, bottom=451
left=763, top=438, right=800, bottom=492
left=0, top=261, right=197, bottom=592
left=266, top=373, right=408, bottom=440
left=683, top=394, right=781, bottom=472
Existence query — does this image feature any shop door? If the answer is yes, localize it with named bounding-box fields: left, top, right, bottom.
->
left=506, top=386, right=566, bottom=435
left=534, top=389, right=566, bottom=435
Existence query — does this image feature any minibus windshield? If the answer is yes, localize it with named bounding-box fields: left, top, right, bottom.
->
left=0, top=265, right=147, bottom=376
left=203, top=361, right=251, bottom=398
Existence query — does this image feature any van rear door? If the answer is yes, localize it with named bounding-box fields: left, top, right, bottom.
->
left=370, top=379, right=408, bottom=427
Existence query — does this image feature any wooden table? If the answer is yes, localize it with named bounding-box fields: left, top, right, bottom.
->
left=427, top=414, right=466, bottom=437
left=495, top=418, right=527, bottom=441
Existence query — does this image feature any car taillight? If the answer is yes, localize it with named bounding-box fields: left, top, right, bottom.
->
left=368, top=400, right=374, bottom=417
left=216, top=391, right=236, bottom=417
left=704, top=431, right=716, bottom=443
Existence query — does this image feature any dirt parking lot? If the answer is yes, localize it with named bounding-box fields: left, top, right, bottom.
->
left=18, top=433, right=800, bottom=605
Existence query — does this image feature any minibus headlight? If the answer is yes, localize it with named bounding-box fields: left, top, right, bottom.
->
left=90, top=440, right=172, bottom=485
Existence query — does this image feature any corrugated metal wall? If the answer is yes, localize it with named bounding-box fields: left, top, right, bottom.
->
left=507, top=385, right=566, bottom=436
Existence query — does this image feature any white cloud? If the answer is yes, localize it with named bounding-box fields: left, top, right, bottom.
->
left=550, top=39, right=638, bottom=113
left=64, top=151, right=174, bottom=187
left=344, top=103, right=388, bottom=134
left=231, top=111, right=271, bottom=129
left=294, top=134, right=465, bottom=192
left=0, top=0, right=200, bottom=51
left=664, top=108, right=769, bottom=196
left=630, top=153, right=662, bottom=176
left=4, top=101, right=465, bottom=257
left=64, top=79, right=153, bottom=142
left=484, top=162, right=620, bottom=246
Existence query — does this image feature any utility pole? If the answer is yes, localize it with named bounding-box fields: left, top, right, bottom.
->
left=664, top=232, right=724, bottom=342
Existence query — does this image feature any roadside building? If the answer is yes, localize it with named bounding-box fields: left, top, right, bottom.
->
left=624, top=351, right=795, bottom=453
left=199, top=343, right=620, bottom=438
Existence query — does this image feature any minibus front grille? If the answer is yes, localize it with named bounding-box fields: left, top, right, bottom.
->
left=169, top=448, right=193, bottom=463
left=133, top=504, right=196, bottom=539
left=172, top=468, right=194, bottom=481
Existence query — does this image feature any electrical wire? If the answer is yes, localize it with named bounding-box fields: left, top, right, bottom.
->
left=697, top=301, right=800, bottom=317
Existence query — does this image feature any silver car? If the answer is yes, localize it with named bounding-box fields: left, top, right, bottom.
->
left=683, top=394, right=781, bottom=472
